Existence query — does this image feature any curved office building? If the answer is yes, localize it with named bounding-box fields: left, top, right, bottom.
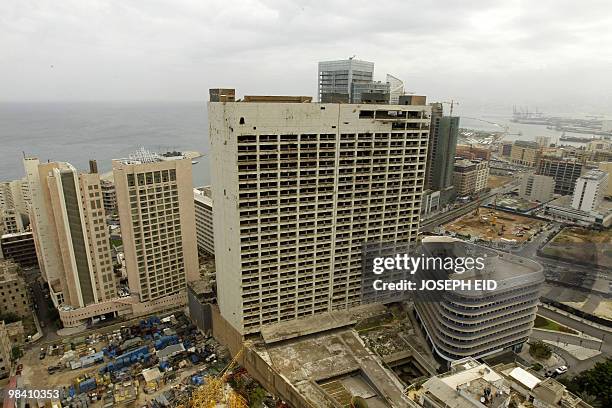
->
left=414, top=237, right=544, bottom=363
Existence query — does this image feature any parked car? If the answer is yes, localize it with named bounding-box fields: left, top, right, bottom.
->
left=555, top=365, right=568, bottom=375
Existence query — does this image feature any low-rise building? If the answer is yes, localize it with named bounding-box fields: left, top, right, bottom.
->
left=219, top=304, right=419, bottom=408
left=0, top=232, right=37, bottom=268
left=511, top=140, right=541, bottom=167
left=456, top=144, right=492, bottom=161
left=417, top=358, right=593, bottom=408
left=421, top=190, right=441, bottom=218
left=453, top=159, right=489, bottom=196
left=419, top=358, right=510, bottom=408
left=544, top=195, right=612, bottom=228
left=0, top=260, right=30, bottom=319
left=519, top=174, right=555, bottom=202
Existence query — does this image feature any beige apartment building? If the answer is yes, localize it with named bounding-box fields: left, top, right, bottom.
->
left=510, top=141, right=541, bottom=167
left=194, top=186, right=214, bottom=256
left=209, top=90, right=430, bottom=335
left=0, top=259, right=30, bottom=319
left=24, top=158, right=68, bottom=289
left=0, top=183, right=12, bottom=209
left=25, top=159, right=131, bottom=327
left=453, top=159, right=489, bottom=196
left=0, top=181, right=27, bottom=235
left=46, top=164, right=118, bottom=306
left=0, top=179, right=30, bottom=218
left=0, top=208, right=24, bottom=235
left=113, top=153, right=199, bottom=310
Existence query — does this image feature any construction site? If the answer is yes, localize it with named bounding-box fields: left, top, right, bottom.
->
left=441, top=207, right=548, bottom=244
left=204, top=303, right=442, bottom=408
left=542, top=227, right=612, bottom=268
left=18, top=312, right=272, bottom=407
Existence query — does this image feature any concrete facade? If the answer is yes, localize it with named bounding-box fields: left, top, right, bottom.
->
left=100, top=179, right=117, bottom=214
left=453, top=159, right=489, bottom=196
left=24, top=158, right=64, bottom=286
left=0, top=260, right=30, bottom=320
left=0, top=232, right=37, bottom=268
left=415, top=238, right=544, bottom=364
left=426, top=103, right=460, bottom=193
left=519, top=174, right=555, bottom=202
left=536, top=156, right=583, bottom=196
left=0, top=321, right=13, bottom=379
left=193, top=186, right=214, bottom=256
left=571, top=169, right=608, bottom=212
left=0, top=208, right=24, bottom=235
left=113, top=154, right=199, bottom=306
left=46, top=166, right=118, bottom=307
left=209, top=96, right=430, bottom=334
left=25, top=160, right=134, bottom=327
left=511, top=141, right=541, bottom=167
left=598, top=161, right=612, bottom=197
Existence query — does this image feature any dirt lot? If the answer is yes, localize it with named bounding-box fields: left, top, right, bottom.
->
left=487, top=175, right=514, bottom=189
left=20, top=342, right=107, bottom=389
left=542, top=227, right=612, bottom=268
left=443, top=208, right=547, bottom=243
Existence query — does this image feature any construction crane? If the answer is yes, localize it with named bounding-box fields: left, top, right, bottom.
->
left=442, top=99, right=459, bottom=116
left=182, top=343, right=250, bottom=408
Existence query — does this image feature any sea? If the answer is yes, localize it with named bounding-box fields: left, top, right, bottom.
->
left=0, top=102, right=211, bottom=186
left=0, top=102, right=597, bottom=186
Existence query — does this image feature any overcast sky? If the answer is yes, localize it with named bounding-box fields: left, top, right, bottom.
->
left=2, top=0, right=612, bottom=113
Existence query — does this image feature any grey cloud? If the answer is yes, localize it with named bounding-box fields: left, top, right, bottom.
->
left=1, top=0, right=611, bottom=112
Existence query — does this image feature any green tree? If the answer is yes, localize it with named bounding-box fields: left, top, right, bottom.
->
left=561, top=359, right=612, bottom=408
left=248, top=386, right=266, bottom=408
left=528, top=340, right=552, bottom=359
left=11, top=346, right=22, bottom=362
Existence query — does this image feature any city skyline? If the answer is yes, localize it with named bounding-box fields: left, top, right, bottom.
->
left=0, top=17, right=610, bottom=403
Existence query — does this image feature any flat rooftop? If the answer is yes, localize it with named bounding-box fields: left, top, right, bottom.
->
left=421, top=358, right=510, bottom=408
left=260, top=304, right=386, bottom=344
left=421, top=237, right=544, bottom=284
left=580, top=169, right=608, bottom=181
left=252, top=305, right=414, bottom=407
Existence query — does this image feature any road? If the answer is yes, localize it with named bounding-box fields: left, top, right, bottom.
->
left=421, top=180, right=521, bottom=232
left=22, top=268, right=59, bottom=344
left=529, top=305, right=611, bottom=375
left=537, top=305, right=611, bottom=342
